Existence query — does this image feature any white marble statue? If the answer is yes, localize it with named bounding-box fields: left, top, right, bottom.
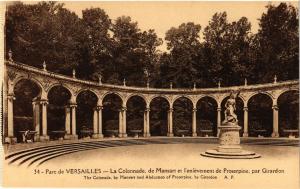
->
left=223, top=91, right=240, bottom=124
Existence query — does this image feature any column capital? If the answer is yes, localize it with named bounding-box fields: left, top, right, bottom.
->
left=7, top=94, right=15, bottom=101
left=32, top=97, right=41, bottom=104
left=217, top=107, right=222, bottom=111
left=243, top=107, right=248, bottom=111
left=69, top=103, right=77, bottom=108
left=168, top=108, right=174, bottom=112
left=192, top=108, right=197, bottom=112
left=64, top=105, right=71, bottom=109
left=272, top=105, right=278, bottom=110
left=96, top=105, right=103, bottom=111
left=40, top=99, right=48, bottom=105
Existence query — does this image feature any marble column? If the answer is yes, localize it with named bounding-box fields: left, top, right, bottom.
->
left=143, top=108, right=150, bottom=137
left=167, top=108, right=174, bottom=137
left=32, top=99, right=41, bottom=141
left=217, top=107, right=221, bottom=137
left=192, top=108, right=197, bottom=137
left=92, top=108, right=98, bottom=138
left=40, top=99, right=49, bottom=141
left=65, top=106, right=71, bottom=135
left=5, top=94, right=16, bottom=143
left=272, top=105, right=279, bottom=137
left=70, top=104, right=78, bottom=139
left=97, top=106, right=104, bottom=138
left=243, top=107, right=249, bottom=137
left=118, top=109, right=123, bottom=137
left=122, top=107, right=127, bottom=137
left=92, top=106, right=104, bottom=139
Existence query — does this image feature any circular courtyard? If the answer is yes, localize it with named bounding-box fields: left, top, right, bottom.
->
left=4, top=138, right=299, bottom=188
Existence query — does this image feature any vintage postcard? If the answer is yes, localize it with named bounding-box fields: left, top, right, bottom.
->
left=1, top=1, right=299, bottom=188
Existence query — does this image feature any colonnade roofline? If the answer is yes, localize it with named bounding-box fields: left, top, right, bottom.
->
left=5, top=60, right=299, bottom=95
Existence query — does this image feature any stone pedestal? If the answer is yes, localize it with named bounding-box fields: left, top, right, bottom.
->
left=39, top=135, right=50, bottom=142
left=64, top=134, right=78, bottom=140
left=5, top=137, right=17, bottom=144
left=118, top=133, right=127, bottom=138
left=92, top=134, right=104, bottom=139
left=167, top=133, right=174, bottom=137
left=34, top=135, right=40, bottom=142
left=201, top=123, right=260, bottom=159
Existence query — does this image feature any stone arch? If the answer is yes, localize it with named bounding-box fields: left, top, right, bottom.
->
left=102, top=92, right=123, bottom=137
left=246, top=91, right=274, bottom=106
left=247, top=93, right=273, bottom=137
left=13, top=76, right=43, bottom=97
left=47, top=84, right=73, bottom=137
left=172, top=96, right=193, bottom=136
left=196, top=95, right=218, bottom=106
left=277, top=90, right=299, bottom=137
left=76, top=90, right=98, bottom=138
left=125, top=94, right=147, bottom=137
left=172, top=95, right=194, bottom=107
left=149, top=96, right=170, bottom=136
left=101, top=91, right=124, bottom=107
left=12, top=78, right=42, bottom=142
left=75, top=89, right=99, bottom=102
left=125, top=93, right=147, bottom=107
left=276, top=89, right=299, bottom=104
left=149, top=95, right=171, bottom=108
left=47, top=83, right=73, bottom=98
left=196, top=95, right=218, bottom=137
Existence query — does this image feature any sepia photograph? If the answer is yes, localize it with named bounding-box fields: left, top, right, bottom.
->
left=1, top=1, right=299, bottom=188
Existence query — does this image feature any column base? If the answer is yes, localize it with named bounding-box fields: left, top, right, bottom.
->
left=242, top=132, right=248, bottom=137
left=167, top=133, right=174, bottom=137
left=34, top=135, right=40, bottom=142
left=4, top=137, right=17, bottom=144
left=64, top=134, right=78, bottom=140
left=118, top=133, right=127, bottom=138
left=92, top=134, right=104, bottom=139
left=192, top=133, right=197, bottom=137
left=271, top=132, right=279, bottom=137
left=39, top=135, right=50, bottom=142
left=143, top=133, right=151, bottom=137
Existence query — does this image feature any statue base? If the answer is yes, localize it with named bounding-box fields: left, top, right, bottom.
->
left=201, top=123, right=260, bottom=159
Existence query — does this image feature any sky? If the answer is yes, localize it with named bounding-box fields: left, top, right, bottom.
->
left=25, top=1, right=299, bottom=51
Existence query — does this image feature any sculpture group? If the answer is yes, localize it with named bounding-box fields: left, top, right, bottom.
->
left=202, top=91, right=261, bottom=159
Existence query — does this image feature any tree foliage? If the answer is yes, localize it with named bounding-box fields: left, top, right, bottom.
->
left=254, top=3, right=299, bottom=82
left=6, top=2, right=298, bottom=87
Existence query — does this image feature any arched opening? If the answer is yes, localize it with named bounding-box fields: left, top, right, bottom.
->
left=13, top=79, right=40, bottom=142
left=76, top=90, right=98, bottom=139
left=278, top=90, right=299, bottom=138
left=196, top=97, right=218, bottom=137
left=126, top=96, right=146, bottom=137
left=221, top=96, right=244, bottom=136
left=173, top=97, right=193, bottom=137
left=48, top=85, right=71, bottom=140
left=149, top=97, right=169, bottom=136
left=102, top=93, right=122, bottom=137
left=248, top=93, right=273, bottom=137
